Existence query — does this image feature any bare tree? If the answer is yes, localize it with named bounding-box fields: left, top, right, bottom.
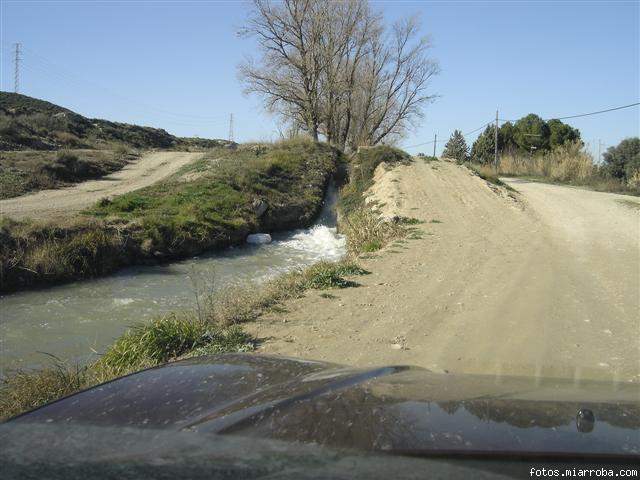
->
left=239, top=0, right=325, bottom=140
left=239, top=0, right=438, bottom=150
left=349, top=16, right=439, bottom=149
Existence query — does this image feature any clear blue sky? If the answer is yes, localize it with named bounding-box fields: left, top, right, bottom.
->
left=1, top=1, right=638, bottom=158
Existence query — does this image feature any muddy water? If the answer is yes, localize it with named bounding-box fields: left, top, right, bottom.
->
left=0, top=186, right=345, bottom=373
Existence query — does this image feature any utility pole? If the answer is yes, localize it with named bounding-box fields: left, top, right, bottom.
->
left=13, top=43, right=21, bottom=93
left=494, top=109, right=499, bottom=169
left=228, top=113, right=234, bottom=143
left=598, top=140, right=604, bottom=164
left=433, top=133, right=437, bottom=158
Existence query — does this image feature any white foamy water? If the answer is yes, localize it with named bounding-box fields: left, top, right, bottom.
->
left=0, top=186, right=345, bottom=373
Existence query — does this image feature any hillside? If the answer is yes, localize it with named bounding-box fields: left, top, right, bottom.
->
left=0, top=92, right=231, bottom=151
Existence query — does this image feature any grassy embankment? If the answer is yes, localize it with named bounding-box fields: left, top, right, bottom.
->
left=471, top=141, right=639, bottom=196
left=0, top=139, right=339, bottom=292
left=0, top=144, right=418, bottom=420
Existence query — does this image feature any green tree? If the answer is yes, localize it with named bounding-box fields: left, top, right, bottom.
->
left=498, top=121, right=518, bottom=154
left=547, top=119, right=581, bottom=149
left=442, top=130, right=469, bottom=163
left=513, top=114, right=550, bottom=153
left=470, top=125, right=497, bottom=164
left=602, top=137, right=640, bottom=180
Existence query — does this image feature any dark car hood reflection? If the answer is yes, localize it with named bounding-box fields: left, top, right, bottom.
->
left=10, top=354, right=640, bottom=456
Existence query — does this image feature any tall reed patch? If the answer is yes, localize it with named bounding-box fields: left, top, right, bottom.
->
left=474, top=141, right=639, bottom=196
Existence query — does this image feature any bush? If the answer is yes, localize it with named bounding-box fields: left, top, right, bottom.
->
left=340, top=207, right=406, bottom=255
left=602, top=137, right=640, bottom=182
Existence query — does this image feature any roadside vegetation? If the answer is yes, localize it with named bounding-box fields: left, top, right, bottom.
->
left=0, top=138, right=341, bottom=293
left=453, top=112, right=640, bottom=195
left=474, top=139, right=640, bottom=196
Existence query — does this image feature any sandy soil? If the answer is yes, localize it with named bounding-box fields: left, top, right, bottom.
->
left=246, top=160, right=640, bottom=383
left=0, top=151, right=203, bottom=220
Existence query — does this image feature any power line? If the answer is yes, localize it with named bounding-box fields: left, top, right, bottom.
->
left=402, top=120, right=492, bottom=150
left=498, top=102, right=640, bottom=123
left=5, top=45, right=228, bottom=123
left=403, top=101, right=639, bottom=151
left=463, top=121, right=493, bottom=137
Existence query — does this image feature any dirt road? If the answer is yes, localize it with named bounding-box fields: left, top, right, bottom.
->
left=0, top=151, right=203, bottom=220
left=247, top=160, right=640, bottom=382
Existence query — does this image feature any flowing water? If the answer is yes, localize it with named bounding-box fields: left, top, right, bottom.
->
left=0, top=186, right=345, bottom=373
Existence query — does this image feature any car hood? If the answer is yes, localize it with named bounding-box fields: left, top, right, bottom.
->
left=8, top=353, right=640, bottom=457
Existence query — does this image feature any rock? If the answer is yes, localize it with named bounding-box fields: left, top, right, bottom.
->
left=247, top=233, right=272, bottom=244
left=141, top=238, right=154, bottom=255
left=251, top=199, right=268, bottom=217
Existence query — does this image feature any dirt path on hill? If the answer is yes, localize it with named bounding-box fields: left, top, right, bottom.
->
left=0, top=151, right=203, bottom=220
left=246, top=160, right=640, bottom=383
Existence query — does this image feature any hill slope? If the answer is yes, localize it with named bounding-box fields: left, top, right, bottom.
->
left=0, top=92, right=229, bottom=151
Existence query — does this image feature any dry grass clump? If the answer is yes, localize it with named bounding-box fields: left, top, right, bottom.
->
left=340, top=208, right=407, bottom=254
left=0, top=361, right=88, bottom=421
left=498, top=141, right=594, bottom=182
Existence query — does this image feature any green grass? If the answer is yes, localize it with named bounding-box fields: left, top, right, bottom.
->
left=95, top=317, right=254, bottom=378
left=86, top=138, right=340, bottom=254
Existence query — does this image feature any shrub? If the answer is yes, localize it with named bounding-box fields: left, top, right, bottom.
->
left=340, top=207, right=406, bottom=255
left=602, top=137, right=640, bottom=181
